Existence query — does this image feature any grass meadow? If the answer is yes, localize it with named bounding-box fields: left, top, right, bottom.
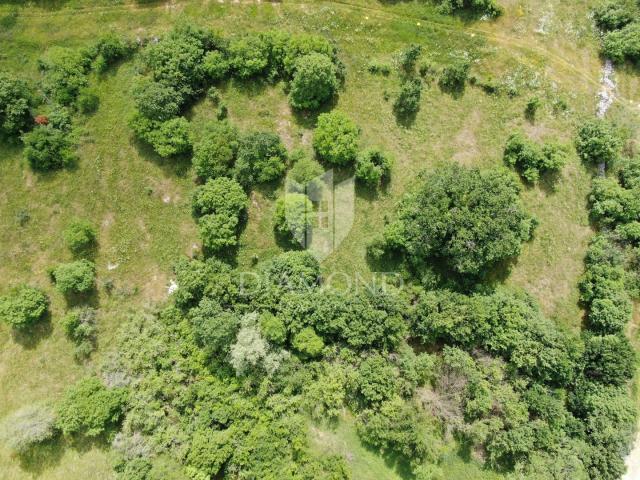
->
left=1, top=0, right=639, bottom=478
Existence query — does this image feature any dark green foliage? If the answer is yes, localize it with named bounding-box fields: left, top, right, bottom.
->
left=259, top=251, right=320, bottom=292
left=64, top=219, right=97, bottom=256
left=386, top=165, right=534, bottom=277
left=273, top=193, right=313, bottom=244
left=435, top=0, right=502, bottom=16
left=90, top=33, right=135, bottom=72
left=357, top=397, right=439, bottom=464
left=397, top=44, right=422, bottom=72
left=589, top=177, right=640, bottom=226
left=355, top=148, right=393, bottom=187
left=603, top=22, right=640, bottom=63
left=291, top=326, right=324, bottom=358
left=355, top=354, right=398, bottom=406
left=198, top=213, right=239, bottom=251
left=593, top=1, right=635, bottom=31
left=260, top=312, right=287, bottom=345
left=192, top=120, right=239, bottom=180
left=201, top=50, right=230, bottom=81
left=228, top=34, right=270, bottom=79
left=0, top=73, right=32, bottom=138
left=414, top=289, right=582, bottom=385
left=130, top=114, right=192, bottom=158
left=172, top=256, right=238, bottom=309
left=503, top=133, right=567, bottom=183
left=234, top=131, right=287, bottom=186
left=367, top=61, right=391, bottom=75
left=62, top=307, right=98, bottom=359
left=588, top=295, right=632, bottom=334
left=55, top=377, right=127, bottom=437
left=38, top=46, right=92, bottom=105
left=186, top=429, right=233, bottom=477
left=22, top=125, right=77, bottom=171
left=281, top=33, right=340, bottom=78
left=288, top=154, right=324, bottom=193
left=583, top=334, right=635, bottom=386
left=616, top=220, right=640, bottom=243
left=439, top=60, right=470, bottom=92
left=288, top=53, right=338, bottom=110
left=133, top=81, right=183, bottom=122
left=77, top=89, right=99, bottom=114
left=51, top=260, right=96, bottom=294
left=313, top=111, right=360, bottom=165
left=575, top=119, right=621, bottom=166
left=393, top=78, right=422, bottom=117
left=189, top=298, right=240, bottom=357
left=192, top=177, right=247, bottom=218
left=0, top=285, right=49, bottom=330
left=524, top=96, right=541, bottom=120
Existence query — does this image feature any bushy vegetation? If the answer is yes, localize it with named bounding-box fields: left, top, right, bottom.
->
left=596, top=0, right=640, bottom=64
left=22, top=123, right=77, bottom=171
left=62, top=307, right=98, bottom=359
left=594, top=0, right=636, bottom=31
left=0, top=285, right=49, bottom=330
left=192, top=120, right=239, bottom=180
left=393, top=78, right=423, bottom=118
left=0, top=404, right=56, bottom=454
left=438, top=60, right=470, bottom=93
left=576, top=119, right=622, bottom=167
left=435, top=0, right=502, bottom=17
left=0, top=73, right=32, bottom=139
left=288, top=52, right=338, bottom=110
left=273, top=193, right=314, bottom=244
left=55, top=377, right=127, bottom=437
left=372, top=165, right=535, bottom=278
left=234, top=131, right=288, bottom=186
left=50, top=260, right=96, bottom=295
left=503, top=133, right=567, bottom=183
left=355, top=148, right=393, bottom=187
left=313, top=111, right=360, bottom=165
left=192, top=177, right=247, bottom=252
left=63, top=219, right=97, bottom=256
left=287, top=153, right=324, bottom=193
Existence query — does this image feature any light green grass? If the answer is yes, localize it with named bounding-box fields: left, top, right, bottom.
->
left=1, top=0, right=639, bottom=478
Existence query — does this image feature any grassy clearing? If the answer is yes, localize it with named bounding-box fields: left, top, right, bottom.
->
left=1, top=0, right=638, bottom=478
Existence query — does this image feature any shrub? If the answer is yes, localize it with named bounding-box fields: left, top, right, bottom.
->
left=22, top=125, right=77, bottom=171
left=282, top=33, right=339, bottom=78
left=260, top=312, right=287, bottom=345
left=616, top=221, right=640, bottom=243
left=288, top=53, right=338, bottom=110
left=0, top=404, right=56, bottom=454
left=55, top=377, right=127, bottom=437
left=583, top=334, right=636, bottom=386
left=397, top=44, right=422, bottom=72
left=51, top=260, right=96, bottom=294
left=355, top=354, right=398, bottom=406
left=148, top=117, right=192, bottom=158
left=77, top=89, right=99, bottom=114
left=291, top=326, right=324, bottom=358
left=64, top=219, right=97, bottom=256
left=0, top=285, right=49, bottom=330
left=38, top=46, right=91, bottom=105
left=575, top=119, right=621, bottom=166
left=355, top=148, right=393, bottom=187
left=189, top=298, right=240, bottom=357
left=393, top=78, right=422, bottom=117
left=133, top=81, right=183, bottom=121
left=288, top=154, right=324, bottom=193
left=313, top=111, right=360, bottom=165
left=588, top=295, right=632, bottom=334
left=228, top=34, right=270, bottom=78
left=524, top=96, right=541, bottom=120
left=0, top=73, right=32, bottom=138
left=259, top=251, right=320, bottom=292
left=201, top=50, right=230, bottom=81
left=234, top=132, right=287, bottom=186
left=62, top=307, right=98, bottom=359
left=588, top=177, right=640, bottom=225
left=603, top=21, right=640, bottom=64
left=593, top=1, right=635, bottom=31
left=192, top=121, right=239, bottom=180
left=191, top=177, right=247, bottom=218
left=367, top=61, right=391, bottom=75
left=90, top=33, right=135, bottom=72
left=197, top=212, right=240, bottom=252
left=273, top=193, right=314, bottom=243
left=503, top=133, right=566, bottom=183
left=439, top=60, right=470, bottom=92
left=436, top=0, right=502, bottom=17
left=389, top=165, right=534, bottom=276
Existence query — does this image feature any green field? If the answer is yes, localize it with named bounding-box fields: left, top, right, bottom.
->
left=1, top=0, right=640, bottom=478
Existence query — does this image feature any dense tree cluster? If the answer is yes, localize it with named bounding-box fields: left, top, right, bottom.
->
left=435, top=0, right=502, bottom=17
left=191, top=177, right=247, bottom=252
left=596, top=1, right=640, bottom=63
left=503, top=132, right=567, bottom=183
left=370, top=165, right=535, bottom=279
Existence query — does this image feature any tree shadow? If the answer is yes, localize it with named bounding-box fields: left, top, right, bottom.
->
left=393, top=108, right=418, bottom=128
left=131, top=135, right=192, bottom=178
left=11, top=310, right=53, bottom=349
left=17, top=436, right=65, bottom=475
left=290, top=95, right=338, bottom=130
left=64, top=288, right=100, bottom=310
left=538, top=170, right=561, bottom=195
left=438, top=80, right=466, bottom=99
